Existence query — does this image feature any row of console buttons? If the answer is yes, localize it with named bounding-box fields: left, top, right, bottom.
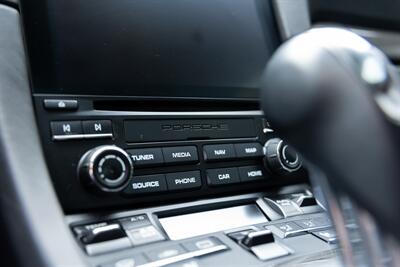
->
left=51, top=120, right=113, bottom=140
left=127, top=146, right=198, bottom=167
left=267, top=214, right=333, bottom=239
left=203, top=143, right=264, bottom=161
left=123, top=166, right=266, bottom=195
left=127, top=142, right=264, bottom=167
left=74, top=214, right=166, bottom=256
left=123, top=171, right=202, bottom=195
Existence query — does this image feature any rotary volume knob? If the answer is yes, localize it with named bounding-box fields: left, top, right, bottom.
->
left=78, top=146, right=133, bottom=193
left=264, top=138, right=302, bottom=175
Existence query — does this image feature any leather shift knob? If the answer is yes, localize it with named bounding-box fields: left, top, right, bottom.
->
left=260, top=27, right=400, bottom=239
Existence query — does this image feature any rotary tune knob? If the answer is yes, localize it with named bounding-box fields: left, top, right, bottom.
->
left=264, top=138, right=302, bottom=175
left=78, top=145, right=133, bottom=193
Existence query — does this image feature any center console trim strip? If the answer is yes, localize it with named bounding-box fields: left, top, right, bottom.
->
left=137, top=244, right=228, bottom=267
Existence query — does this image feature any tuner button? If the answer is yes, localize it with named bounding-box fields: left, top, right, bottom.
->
left=263, top=138, right=302, bottom=175
left=78, top=146, right=133, bottom=193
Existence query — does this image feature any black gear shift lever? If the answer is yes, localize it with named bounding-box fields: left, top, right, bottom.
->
left=260, top=27, right=400, bottom=240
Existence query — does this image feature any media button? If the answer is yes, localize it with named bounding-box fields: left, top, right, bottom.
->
left=238, top=165, right=266, bottom=182
left=207, top=167, right=240, bottom=186
left=127, top=148, right=164, bottom=167
left=162, top=146, right=198, bottom=164
left=166, top=171, right=202, bottom=191
left=123, top=174, right=167, bottom=195
left=234, top=143, right=264, bottom=158
left=203, top=144, right=236, bottom=161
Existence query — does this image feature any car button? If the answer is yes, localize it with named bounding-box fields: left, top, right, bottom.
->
left=146, top=244, right=187, bottom=261
left=83, top=120, right=112, bottom=136
left=127, top=148, right=164, bottom=167
left=166, top=171, right=202, bottom=191
left=43, top=99, right=78, bottom=110
left=203, top=144, right=235, bottom=161
left=207, top=167, right=240, bottom=186
left=123, top=174, right=167, bottom=195
left=234, top=143, right=264, bottom=158
left=162, top=146, right=198, bottom=164
left=51, top=121, right=83, bottom=140
left=238, top=166, right=266, bottom=182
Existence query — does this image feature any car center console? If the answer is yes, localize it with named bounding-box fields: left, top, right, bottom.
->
left=66, top=187, right=338, bottom=267
left=19, top=0, right=340, bottom=266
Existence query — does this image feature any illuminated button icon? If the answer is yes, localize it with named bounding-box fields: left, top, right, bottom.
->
left=94, top=123, right=102, bottom=132
left=62, top=123, right=71, bottom=133
left=57, top=101, right=66, bottom=108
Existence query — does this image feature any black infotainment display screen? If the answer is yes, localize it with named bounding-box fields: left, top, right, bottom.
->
left=21, top=0, right=279, bottom=99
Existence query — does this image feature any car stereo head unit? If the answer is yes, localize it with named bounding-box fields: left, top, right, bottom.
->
left=34, top=96, right=307, bottom=212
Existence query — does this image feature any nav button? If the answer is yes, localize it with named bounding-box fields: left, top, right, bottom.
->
left=166, top=171, right=202, bottom=191
left=203, top=144, right=236, bottom=161
left=127, top=148, right=164, bottom=167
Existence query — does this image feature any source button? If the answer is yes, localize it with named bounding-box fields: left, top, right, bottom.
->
left=123, top=174, right=167, bottom=195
